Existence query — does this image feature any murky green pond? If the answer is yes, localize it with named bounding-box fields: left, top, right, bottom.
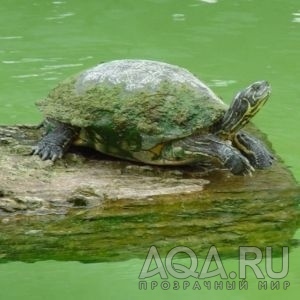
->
left=0, top=0, right=299, bottom=299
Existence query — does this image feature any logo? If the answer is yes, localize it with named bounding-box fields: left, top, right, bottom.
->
left=138, top=246, right=290, bottom=291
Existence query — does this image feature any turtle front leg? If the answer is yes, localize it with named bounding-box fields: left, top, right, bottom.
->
left=233, top=131, right=274, bottom=169
left=170, top=134, right=254, bottom=175
left=32, top=121, right=79, bottom=161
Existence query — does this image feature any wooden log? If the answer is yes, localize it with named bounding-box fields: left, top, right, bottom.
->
left=0, top=125, right=299, bottom=262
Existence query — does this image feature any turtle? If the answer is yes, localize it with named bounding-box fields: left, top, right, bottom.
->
left=32, top=59, right=274, bottom=175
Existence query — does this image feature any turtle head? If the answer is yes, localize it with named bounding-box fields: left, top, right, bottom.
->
left=236, top=80, right=270, bottom=109
left=217, top=81, right=270, bottom=137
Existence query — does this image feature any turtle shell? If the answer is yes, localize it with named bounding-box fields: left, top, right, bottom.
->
left=37, top=59, right=226, bottom=151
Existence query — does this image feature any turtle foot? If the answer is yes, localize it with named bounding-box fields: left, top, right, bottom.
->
left=175, top=134, right=255, bottom=176
left=32, top=121, right=79, bottom=161
left=31, top=141, right=64, bottom=161
left=234, top=132, right=274, bottom=170
left=224, top=153, right=254, bottom=176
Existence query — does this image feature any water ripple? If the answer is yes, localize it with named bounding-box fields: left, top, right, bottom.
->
left=78, top=56, right=93, bottom=61
left=292, top=12, right=300, bottom=23
left=172, top=14, right=186, bottom=22
left=0, top=36, right=23, bottom=40
left=200, top=0, right=218, bottom=4
left=52, top=1, right=66, bottom=4
left=12, top=74, right=39, bottom=79
left=40, top=63, right=83, bottom=70
left=2, top=57, right=62, bottom=64
left=46, top=12, right=75, bottom=21
left=209, top=79, right=237, bottom=87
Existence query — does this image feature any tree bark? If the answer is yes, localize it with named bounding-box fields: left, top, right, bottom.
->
left=0, top=125, right=299, bottom=262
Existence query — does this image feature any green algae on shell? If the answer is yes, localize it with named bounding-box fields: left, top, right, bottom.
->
left=36, top=67, right=225, bottom=151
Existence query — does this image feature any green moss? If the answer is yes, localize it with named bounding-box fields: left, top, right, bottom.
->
left=37, top=77, right=225, bottom=150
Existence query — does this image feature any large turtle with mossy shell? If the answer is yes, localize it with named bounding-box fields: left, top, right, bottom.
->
left=32, top=59, right=273, bottom=175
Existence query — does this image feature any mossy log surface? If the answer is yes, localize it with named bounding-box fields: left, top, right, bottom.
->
left=0, top=125, right=299, bottom=262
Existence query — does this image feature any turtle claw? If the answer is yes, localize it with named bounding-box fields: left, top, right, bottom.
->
left=30, top=147, right=39, bottom=156
left=31, top=142, right=64, bottom=162
left=51, top=154, right=58, bottom=161
left=50, top=151, right=63, bottom=161
left=243, top=165, right=255, bottom=177
left=41, top=151, right=50, bottom=161
left=31, top=122, right=78, bottom=162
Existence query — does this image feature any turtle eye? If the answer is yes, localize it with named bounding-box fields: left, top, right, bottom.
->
left=252, top=83, right=260, bottom=91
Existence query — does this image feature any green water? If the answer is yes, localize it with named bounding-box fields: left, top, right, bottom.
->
left=0, top=0, right=299, bottom=299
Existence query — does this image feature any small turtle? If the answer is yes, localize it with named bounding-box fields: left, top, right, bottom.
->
left=32, top=59, right=273, bottom=175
